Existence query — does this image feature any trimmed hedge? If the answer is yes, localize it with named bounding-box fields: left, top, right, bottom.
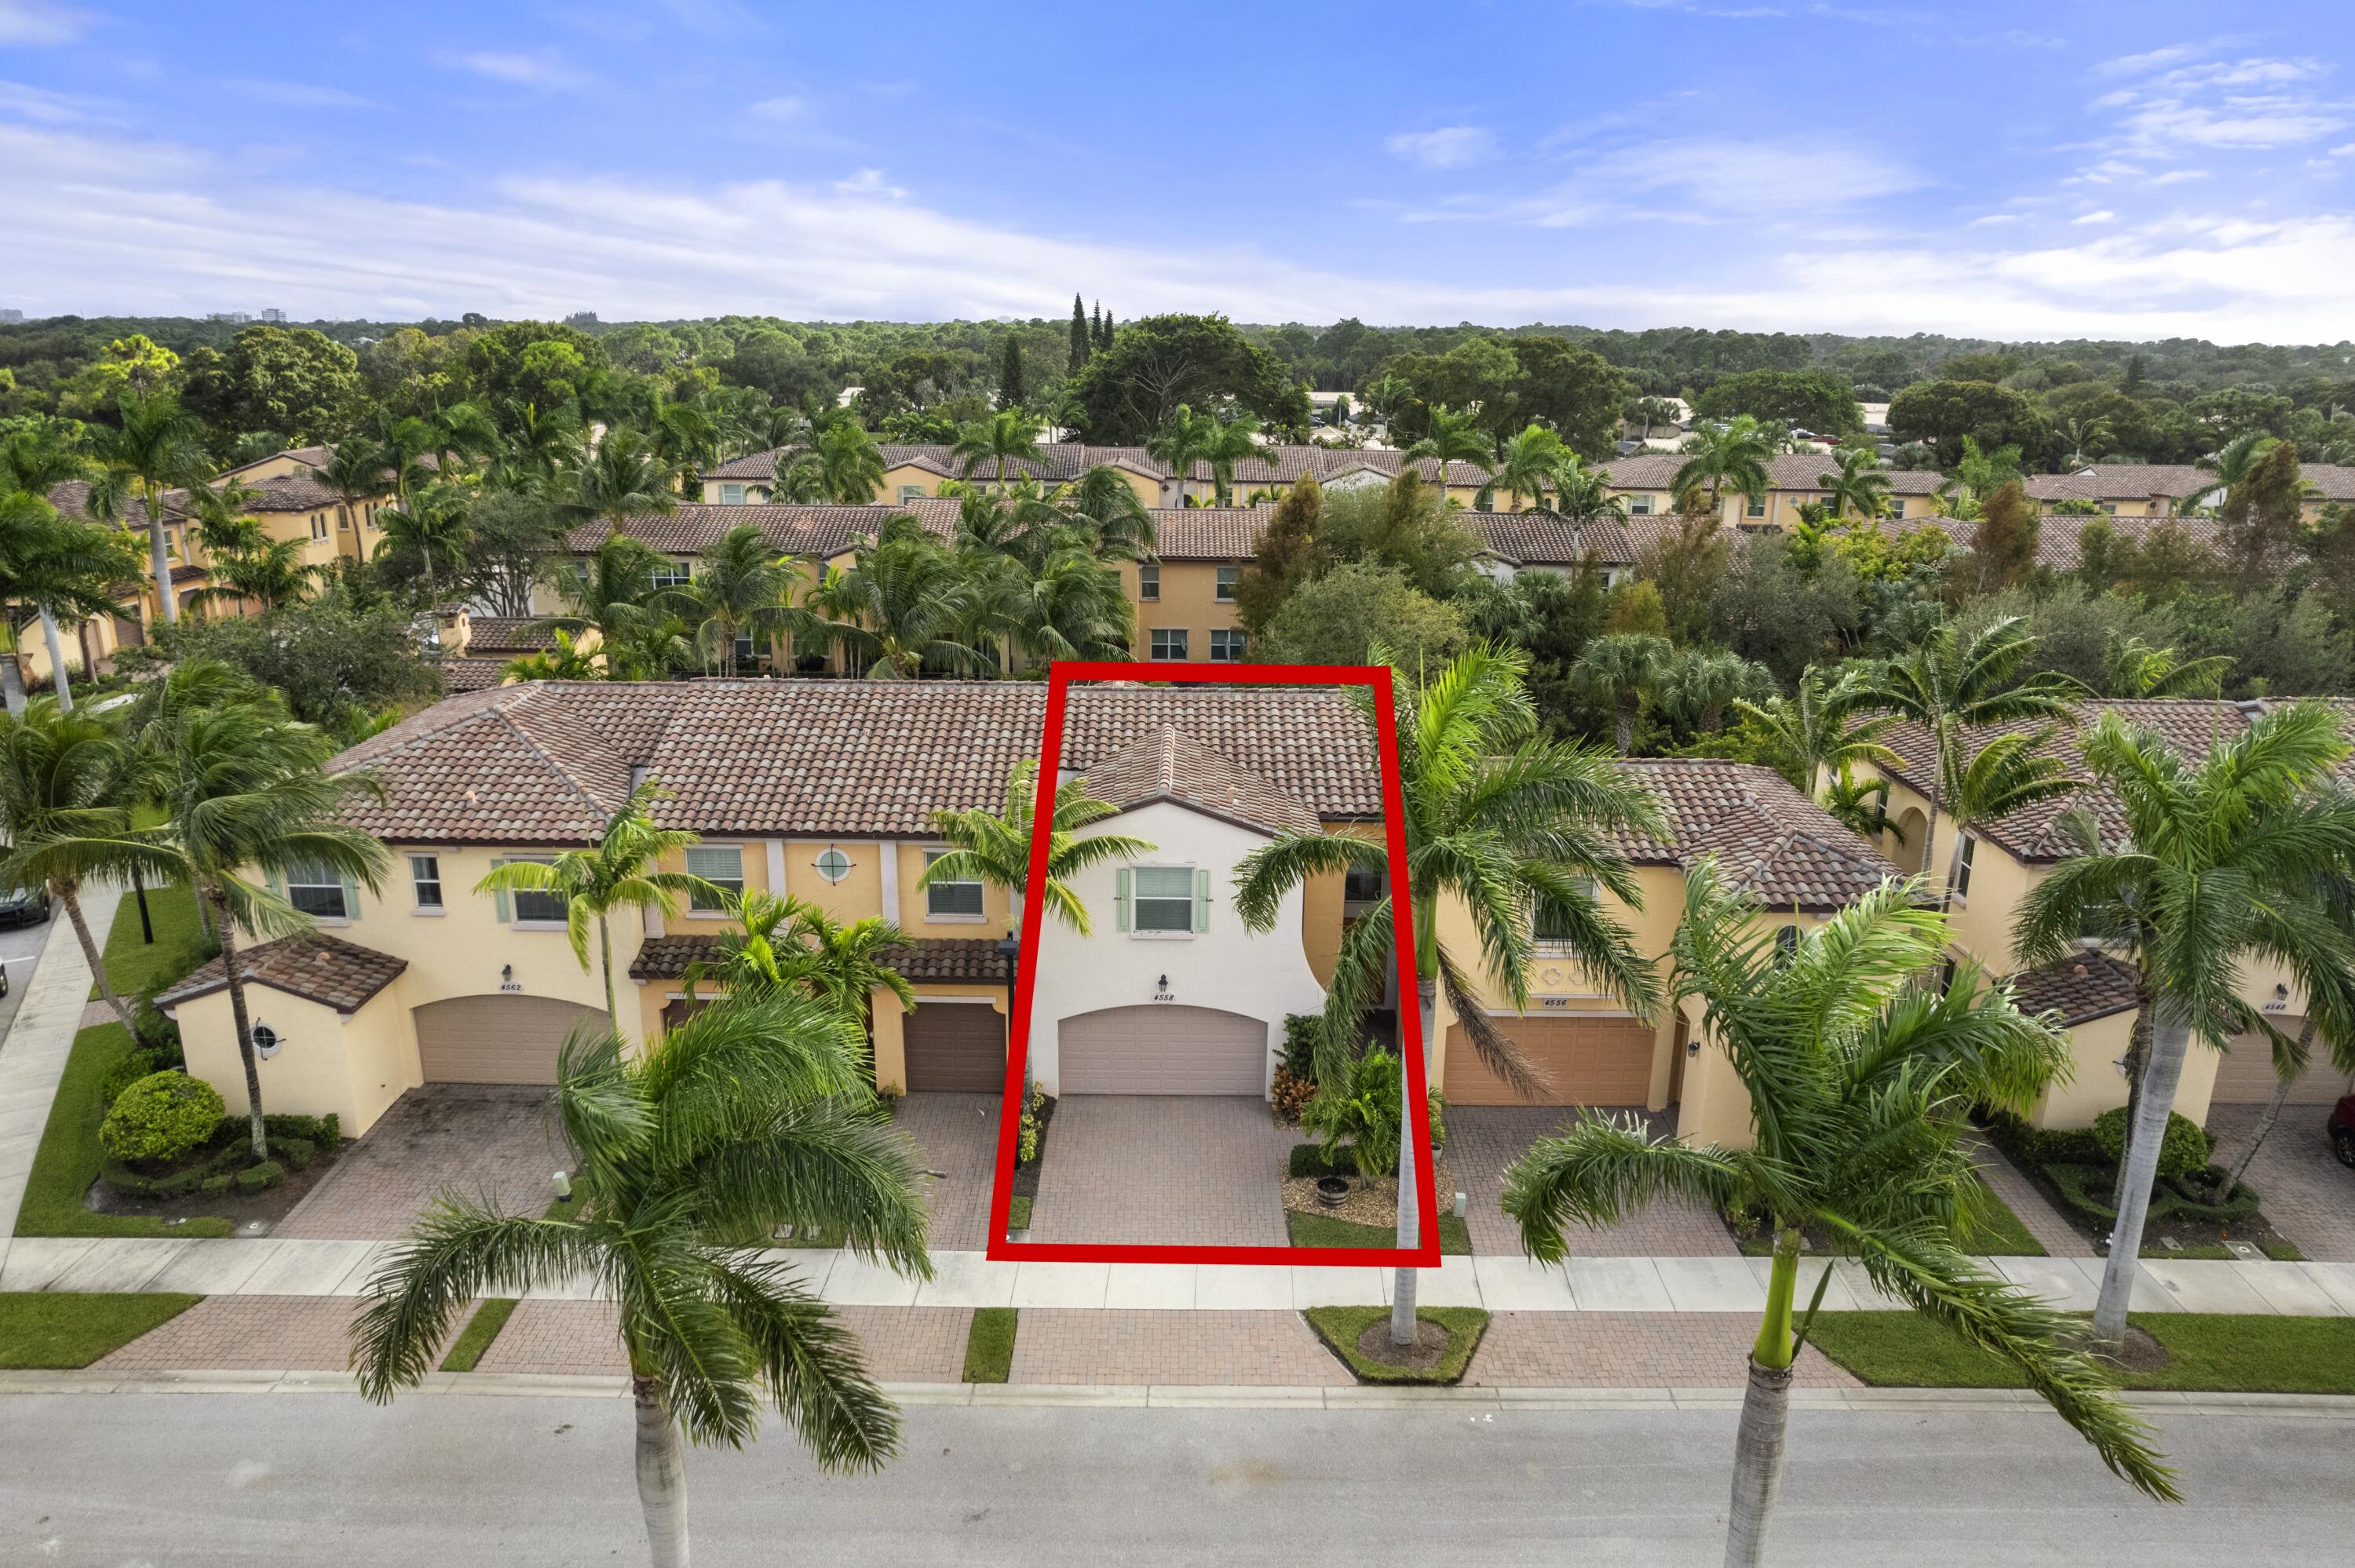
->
left=2093, top=1107, right=2210, bottom=1180
left=236, top=1161, right=285, bottom=1194
left=1288, top=1142, right=1360, bottom=1180
left=99, top=1073, right=225, bottom=1163
left=2043, top=1161, right=2263, bottom=1227
left=97, top=1114, right=338, bottom=1199
left=1979, top=1108, right=2101, bottom=1168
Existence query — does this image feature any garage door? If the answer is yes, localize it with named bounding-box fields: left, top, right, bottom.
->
left=903, top=1003, right=1006, bottom=1092
left=1059, top=1005, right=1268, bottom=1095
left=1444, top=1016, right=1656, bottom=1106
left=414, top=994, right=607, bottom=1085
left=2209, top=1023, right=2355, bottom=1105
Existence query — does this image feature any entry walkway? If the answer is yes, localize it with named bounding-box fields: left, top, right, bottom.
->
left=0, top=882, right=122, bottom=1282
left=9, top=1235, right=2353, bottom=1316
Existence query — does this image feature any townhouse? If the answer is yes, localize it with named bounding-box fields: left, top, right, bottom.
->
left=1854, top=698, right=2355, bottom=1131
left=1594, top=452, right=1948, bottom=529
left=156, top=677, right=1897, bottom=1150
left=2023, top=462, right=2355, bottom=521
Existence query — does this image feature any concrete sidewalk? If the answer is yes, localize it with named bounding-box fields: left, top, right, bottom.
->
left=9, top=1235, right=2355, bottom=1317
left=0, top=881, right=123, bottom=1282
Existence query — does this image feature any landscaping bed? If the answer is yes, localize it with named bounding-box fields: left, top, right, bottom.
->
left=1280, top=1142, right=1470, bottom=1253
left=0, top=1292, right=203, bottom=1369
left=1980, top=1109, right=2303, bottom=1260
left=1304, top=1306, right=1489, bottom=1384
left=440, top=1299, right=520, bottom=1372
left=963, top=1307, right=1017, bottom=1382
left=84, top=1107, right=345, bottom=1232
left=1009, top=1086, right=1057, bottom=1209
left=1806, top=1311, right=2355, bottom=1395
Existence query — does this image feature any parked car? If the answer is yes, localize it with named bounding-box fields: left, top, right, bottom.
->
left=0, top=887, right=50, bottom=928
left=2331, top=1095, right=2355, bottom=1169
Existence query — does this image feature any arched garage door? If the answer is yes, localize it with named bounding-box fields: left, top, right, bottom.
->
left=1445, top=1016, right=1656, bottom=1105
left=1059, top=1005, right=1268, bottom=1095
left=414, top=995, right=607, bottom=1085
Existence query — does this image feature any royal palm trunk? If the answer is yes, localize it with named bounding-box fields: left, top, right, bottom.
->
left=148, top=489, right=177, bottom=625
left=2093, top=1016, right=2192, bottom=1348
left=37, top=604, right=72, bottom=712
left=2223, top=1016, right=2315, bottom=1190
left=58, top=877, right=136, bottom=1032
left=633, top=1375, right=691, bottom=1567
left=210, top=884, right=269, bottom=1159
left=1723, top=1228, right=1802, bottom=1566
left=1393, top=974, right=1437, bottom=1347
left=1, top=652, right=24, bottom=717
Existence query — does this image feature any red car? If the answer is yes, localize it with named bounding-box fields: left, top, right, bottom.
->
left=2333, top=1095, right=2355, bottom=1169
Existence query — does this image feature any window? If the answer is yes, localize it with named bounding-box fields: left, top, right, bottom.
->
left=1132, top=866, right=1196, bottom=933
left=1209, top=629, right=1246, bottom=662
left=721, top=483, right=746, bottom=505
left=1214, top=566, right=1240, bottom=601
left=1627, top=495, right=1653, bottom=515
left=409, top=855, right=444, bottom=910
left=897, top=485, right=927, bottom=505
left=495, top=859, right=567, bottom=925
left=339, top=511, right=351, bottom=531
left=284, top=862, right=349, bottom=921
left=1745, top=494, right=1768, bottom=518
left=1533, top=878, right=1595, bottom=952
left=1343, top=863, right=1383, bottom=906
left=1953, top=834, right=1976, bottom=899
left=1150, top=628, right=1188, bottom=661
left=1774, top=925, right=1801, bottom=962
left=924, top=850, right=985, bottom=919
left=733, top=631, right=757, bottom=669
left=310, top=512, right=327, bottom=542
left=651, top=560, right=692, bottom=589
left=813, top=846, right=853, bottom=884
left=1137, top=563, right=1160, bottom=601
left=251, top=1023, right=281, bottom=1059
left=685, top=846, right=744, bottom=912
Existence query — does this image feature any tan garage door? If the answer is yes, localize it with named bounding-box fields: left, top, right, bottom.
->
left=1445, top=1016, right=1656, bottom=1106
left=904, top=1003, right=1006, bottom=1092
left=1059, top=1005, right=1268, bottom=1095
left=414, top=994, right=607, bottom=1085
left=2209, top=1023, right=2355, bottom=1105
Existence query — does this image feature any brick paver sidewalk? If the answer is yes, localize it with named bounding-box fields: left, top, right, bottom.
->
left=1451, top=1107, right=1740, bottom=1256
left=95, top=1294, right=456, bottom=1372
left=1466, top=1311, right=1858, bottom=1388
left=2207, top=1105, right=2355, bottom=1264
left=1031, top=1097, right=1294, bottom=1247
left=275, top=1086, right=571, bottom=1239
left=1964, top=1133, right=2094, bottom=1257
left=1008, top=1308, right=1347, bottom=1385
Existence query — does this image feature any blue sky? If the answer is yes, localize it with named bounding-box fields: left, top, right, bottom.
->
left=4, top=0, right=2353, bottom=339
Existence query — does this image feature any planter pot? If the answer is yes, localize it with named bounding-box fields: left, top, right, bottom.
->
left=1316, top=1176, right=1352, bottom=1209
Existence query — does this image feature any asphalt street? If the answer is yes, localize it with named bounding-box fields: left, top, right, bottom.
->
left=2, top=1394, right=2349, bottom=1566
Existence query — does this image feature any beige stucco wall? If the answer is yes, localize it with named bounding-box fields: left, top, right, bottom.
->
left=173, top=982, right=415, bottom=1136
left=1116, top=559, right=1244, bottom=661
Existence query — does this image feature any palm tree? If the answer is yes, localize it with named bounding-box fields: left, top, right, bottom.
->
left=670, top=523, right=814, bottom=675
left=2102, top=636, right=2233, bottom=699
left=1658, top=648, right=1772, bottom=736
left=0, top=492, right=141, bottom=713
left=492, top=401, right=579, bottom=493
left=503, top=629, right=603, bottom=682
left=1146, top=405, right=1220, bottom=507
left=2185, top=430, right=2278, bottom=517
left=1569, top=633, right=1671, bottom=754
left=984, top=544, right=1136, bottom=667
left=1237, top=645, right=1664, bottom=1346
left=539, top=533, right=681, bottom=680
left=951, top=409, right=1044, bottom=494
left=123, top=703, right=389, bottom=1157
left=917, top=759, right=1154, bottom=937
left=1402, top=406, right=1489, bottom=506
left=85, top=390, right=205, bottom=627
left=1194, top=414, right=1265, bottom=507
left=1481, top=425, right=1573, bottom=513
left=2218, top=862, right=2355, bottom=1191
left=560, top=427, right=676, bottom=535
left=2013, top=704, right=2355, bottom=1351
left=1054, top=465, right=1158, bottom=562
left=1817, top=446, right=1891, bottom=520
left=422, top=401, right=499, bottom=480
left=185, top=537, right=322, bottom=614
left=180, top=476, right=265, bottom=558
left=475, top=779, right=717, bottom=1031
left=1629, top=396, right=1681, bottom=443
left=2058, top=415, right=2114, bottom=469
left=1820, top=764, right=1900, bottom=844
left=1732, top=665, right=1897, bottom=795
left=682, top=888, right=915, bottom=1028
left=1550, top=456, right=1626, bottom=521
left=1848, top=616, right=2074, bottom=905
left=374, top=483, right=473, bottom=603
left=812, top=518, right=992, bottom=679
left=1672, top=414, right=1774, bottom=517
left=352, top=996, right=931, bottom=1568
left=1937, top=727, right=2080, bottom=896
left=1503, top=866, right=2175, bottom=1566
left=0, top=698, right=145, bottom=1030
left=782, top=421, right=887, bottom=505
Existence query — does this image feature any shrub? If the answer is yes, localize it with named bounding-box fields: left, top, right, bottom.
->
left=272, top=1136, right=317, bottom=1172
left=1302, top=1048, right=1405, bottom=1176
left=236, top=1160, right=285, bottom=1194
left=2166, top=1165, right=2263, bottom=1223
left=2092, top=1107, right=2210, bottom=1180
left=1979, top=1107, right=2102, bottom=1166
left=1269, top=1064, right=1317, bottom=1125
left=99, top=1073, right=226, bottom=1164
left=199, top=1172, right=236, bottom=1194
left=1277, top=1014, right=1324, bottom=1075
left=95, top=1048, right=169, bottom=1110
left=1288, top=1142, right=1358, bottom=1179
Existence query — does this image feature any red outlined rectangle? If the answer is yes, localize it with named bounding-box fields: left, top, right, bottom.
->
left=984, top=660, right=1439, bottom=1268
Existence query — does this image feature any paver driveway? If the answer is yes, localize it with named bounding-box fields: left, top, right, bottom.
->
left=890, top=1092, right=1006, bottom=1251
left=1031, top=1096, right=1294, bottom=1247
left=274, top=1085, right=569, bottom=1239
left=1448, top=1106, right=1739, bottom=1256
left=2206, top=1103, right=2355, bottom=1262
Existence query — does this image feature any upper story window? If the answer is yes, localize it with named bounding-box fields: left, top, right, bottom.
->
left=1774, top=924, right=1802, bottom=964
left=1952, top=833, right=1977, bottom=899
left=1214, top=566, right=1240, bottom=601
left=492, top=857, right=567, bottom=925
left=284, top=861, right=350, bottom=921
left=1343, top=863, right=1384, bottom=906
left=1150, top=628, right=1188, bottom=661
left=813, top=846, right=853, bottom=883
left=310, top=513, right=327, bottom=542
left=897, top=485, right=926, bottom=505
left=1627, top=495, right=1652, bottom=516
left=923, top=850, right=986, bottom=920
left=652, top=561, right=692, bottom=589
left=1745, top=494, right=1768, bottom=518
left=1532, top=880, right=1595, bottom=953
left=1208, top=629, right=1246, bottom=662
left=685, top=845, right=744, bottom=912
left=1130, top=866, right=1199, bottom=934
left=721, top=483, right=747, bottom=505
left=1137, top=562, right=1160, bottom=601
left=409, top=855, right=444, bottom=910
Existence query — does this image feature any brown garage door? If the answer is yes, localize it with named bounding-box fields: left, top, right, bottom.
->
left=904, top=1003, right=1006, bottom=1092
left=1060, top=1005, right=1268, bottom=1095
left=1445, top=1016, right=1656, bottom=1105
left=2209, top=1023, right=2355, bottom=1105
left=414, top=994, right=607, bottom=1085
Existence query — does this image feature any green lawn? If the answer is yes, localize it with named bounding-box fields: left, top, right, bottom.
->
left=1956, top=1181, right=2048, bottom=1257
left=1287, top=1209, right=1473, bottom=1255
left=91, top=877, right=205, bottom=1003
left=1806, top=1311, right=2355, bottom=1395
left=440, top=1298, right=520, bottom=1372
left=14, top=1023, right=230, bottom=1238
left=0, top=1292, right=203, bottom=1368
left=1006, top=1195, right=1032, bottom=1231
left=1304, top=1306, right=1490, bottom=1384
left=963, top=1307, right=1017, bottom=1383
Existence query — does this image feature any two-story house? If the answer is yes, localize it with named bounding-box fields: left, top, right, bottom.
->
left=2022, top=462, right=2355, bottom=522
left=1596, top=453, right=1948, bottom=528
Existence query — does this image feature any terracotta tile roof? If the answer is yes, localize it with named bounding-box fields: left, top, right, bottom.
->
left=1148, top=506, right=1272, bottom=561
left=157, top=934, right=408, bottom=1015
left=243, top=473, right=342, bottom=511
left=327, top=679, right=1386, bottom=845
left=567, top=499, right=959, bottom=556
left=2021, top=465, right=2212, bottom=504
left=1181, top=447, right=1492, bottom=488
left=48, top=480, right=188, bottom=526
left=2006, top=950, right=2141, bottom=1026
left=1476, top=512, right=1641, bottom=567
left=217, top=443, right=336, bottom=479
left=1614, top=759, right=1899, bottom=910
left=1599, top=454, right=1944, bottom=494
left=629, top=933, right=1007, bottom=983
left=460, top=618, right=557, bottom=655
left=706, top=443, right=1168, bottom=485
left=2026, top=512, right=2224, bottom=571
left=1083, top=724, right=1323, bottom=837
left=437, top=659, right=508, bottom=694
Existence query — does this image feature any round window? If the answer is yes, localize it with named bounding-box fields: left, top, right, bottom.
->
left=814, top=847, right=852, bottom=884
left=252, top=1024, right=281, bottom=1059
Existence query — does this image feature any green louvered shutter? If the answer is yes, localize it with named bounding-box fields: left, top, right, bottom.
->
left=1194, top=868, right=1210, bottom=934
left=263, top=870, right=282, bottom=899
left=1114, top=867, right=1131, bottom=932
left=338, top=872, right=360, bottom=920
left=490, top=859, right=511, bottom=923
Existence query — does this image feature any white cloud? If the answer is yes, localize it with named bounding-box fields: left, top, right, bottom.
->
left=2091, top=42, right=2210, bottom=79
left=1506, top=136, right=1923, bottom=226
left=2004, top=30, right=2067, bottom=50
left=1384, top=126, right=1497, bottom=170
left=831, top=167, right=904, bottom=198
left=1967, top=213, right=2019, bottom=226
left=2149, top=168, right=2210, bottom=185
left=748, top=95, right=805, bottom=121
left=0, top=1, right=91, bottom=46
left=449, top=50, right=593, bottom=89
left=2072, top=210, right=2116, bottom=224
left=0, top=78, right=119, bottom=125
left=225, top=80, right=380, bottom=111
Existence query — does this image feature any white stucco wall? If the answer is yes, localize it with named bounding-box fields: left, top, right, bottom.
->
left=1021, top=799, right=1329, bottom=1096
